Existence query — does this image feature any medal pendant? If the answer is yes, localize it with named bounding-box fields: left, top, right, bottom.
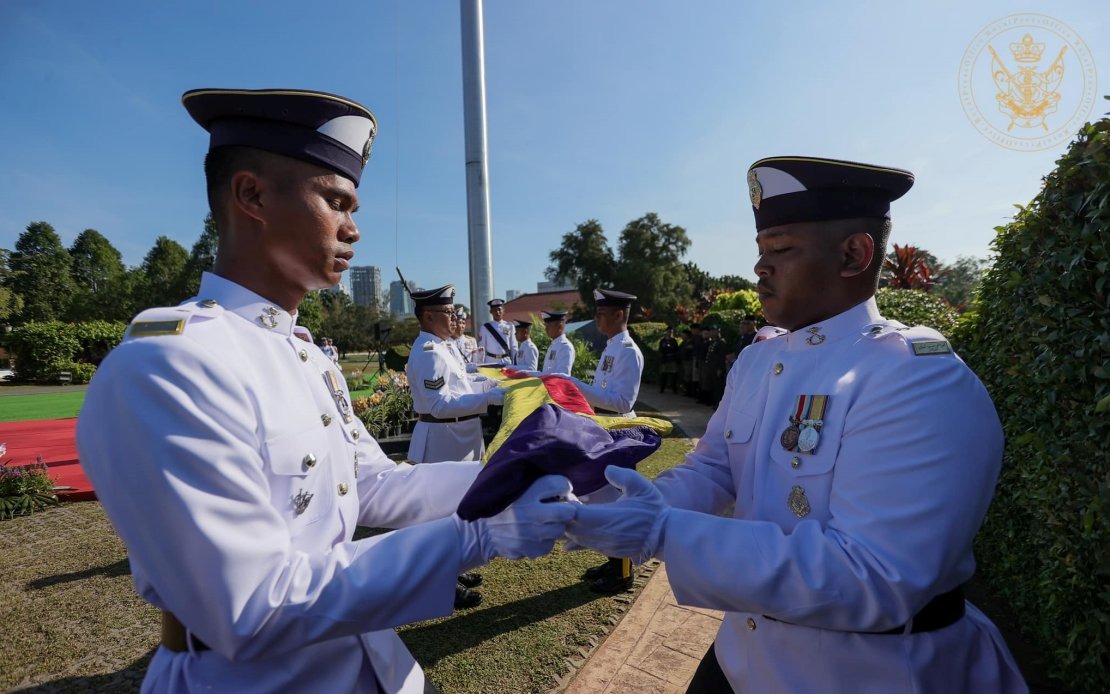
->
left=780, top=423, right=800, bottom=451
left=797, top=426, right=820, bottom=453
left=788, top=486, right=811, bottom=518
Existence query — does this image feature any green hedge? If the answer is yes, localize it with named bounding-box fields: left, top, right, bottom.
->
left=875, top=287, right=958, bottom=335
left=7, top=320, right=126, bottom=383
left=954, top=116, right=1109, bottom=691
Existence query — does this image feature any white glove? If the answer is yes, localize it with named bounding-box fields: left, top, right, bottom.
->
left=454, top=475, right=576, bottom=571
left=565, top=466, right=668, bottom=564
left=486, top=386, right=506, bottom=405
left=465, top=363, right=480, bottom=373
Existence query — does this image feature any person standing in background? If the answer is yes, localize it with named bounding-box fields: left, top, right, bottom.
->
left=514, top=319, right=539, bottom=371
left=541, top=310, right=576, bottom=375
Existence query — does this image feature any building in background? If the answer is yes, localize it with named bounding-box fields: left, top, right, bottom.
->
left=505, top=289, right=523, bottom=301
left=389, top=279, right=418, bottom=316
left=537, top=278, right=575, bottom=293
left=322, top=281, right=350, bottom=298
left=350, top=265, right=382, bottom=308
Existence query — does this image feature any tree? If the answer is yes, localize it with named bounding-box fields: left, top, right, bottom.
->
left=613, top=213, right=692, bottom=322
left=179, top=213, right=220, bottom=298
left=6, top=221, right=75, bottom=324
left=134, top=236, right=189, bottom=309
left=66, top=229, right=127, bottom=321
left=0, top=249, right=24, bottom=323
left=296, top=292, right=324, bottom=337
left=545, top=219, right=615, bottom=318
left=932, top=255, right=988, bottom=311
left=881, top=244, right=936, bottom=290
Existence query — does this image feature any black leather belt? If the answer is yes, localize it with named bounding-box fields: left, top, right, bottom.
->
left=764, top=585, right=965, bottom=635
left=486, top=353, right=506, bottom=358
left=418, top=413, right=481, bottom=424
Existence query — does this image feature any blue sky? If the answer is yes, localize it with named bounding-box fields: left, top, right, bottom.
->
left=1, top=1, right=1106, bottom=312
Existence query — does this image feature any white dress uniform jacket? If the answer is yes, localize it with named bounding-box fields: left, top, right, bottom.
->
left=407, top=331, right=493, bottom=463
left=477, top=319, right=517, bottom=364
left=542, top=334, right=576, bottom=375
left=516, top=338, right=539, bottom=371
left=453, top=334, right=478, bottom=364
left=76, top=273, right=481, bottom=694
left=572, top=330, right=643, bottom=416
left=653, top=298, right=1026, bottom=692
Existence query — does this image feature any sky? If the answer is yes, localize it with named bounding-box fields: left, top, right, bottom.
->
left=1, top=0, right=1107, bottom=313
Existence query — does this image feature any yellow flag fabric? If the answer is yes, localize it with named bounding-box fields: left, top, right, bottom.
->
left=478, top=368, right=673, bottom=462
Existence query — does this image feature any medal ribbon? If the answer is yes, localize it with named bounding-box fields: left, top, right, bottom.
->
left=805, top=395, right=827, bottom=425
left=792, top=394, right=806, bottom=424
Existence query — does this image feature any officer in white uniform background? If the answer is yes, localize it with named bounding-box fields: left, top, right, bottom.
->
left=476, top=298, right=517, bottom=365
left=565, top=156, right=1026, bottom=692
left=556, top=288, right=645, bottom=594
left=76, top=87, right=574, bottom=694
left=450, top=306, right=478, bottom=364
left=405, top=283, right=504, bottom=465
left=514, top=319, right=539, bottom=371
left=540, top=310, right=576, bottom=375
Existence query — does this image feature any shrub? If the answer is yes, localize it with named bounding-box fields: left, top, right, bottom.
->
left=7, top=321, right=81, bottom=382
left=711, top=288, right=761, bottom=318
left=955, top=116, right=1110, bottom=691
left=875, top=287, right=958, bottom=334
left=0, top=454, right=59, bottom=520
left=354, top=370, right=414, bottom=439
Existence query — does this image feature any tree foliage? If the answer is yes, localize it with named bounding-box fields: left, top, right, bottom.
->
left=613, top=213, right=692, bottom=320
left=953, top=116, right=1110, bottom=692
left=135, top=235, right=190, bottom=309
left=179, top=213, right=219, bottom=299
left=881, top=243, right=936, bottom=291
left=6, top=221, right=75, bottom=324
left=545, top=219, right=615, bottom=319
left=932, top=255, right=988, bottom=311
left=66, top=229, right=127, bottom=321
left=874, top=287, right=958, bottom=334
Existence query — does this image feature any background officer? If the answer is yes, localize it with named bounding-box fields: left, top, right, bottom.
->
left=541, top=310, right=576, bottom=375
left=76, top=87, right=573, bottom=692
left=556, top=287, right=644, bottom=594
left=565, top=156, right=1025, bottom=691
left=514, top=319, right=539, bottom=370
left=476, top=298, right=517, bottom=364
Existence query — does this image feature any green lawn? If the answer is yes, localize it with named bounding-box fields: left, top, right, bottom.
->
left=0, top=391, right=85, bottom=422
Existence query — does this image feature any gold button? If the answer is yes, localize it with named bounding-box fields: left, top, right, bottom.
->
left=299, top=350, right=308, bottom=362
left=725, top=430, right=732, bottom=439
left=746, top=617, right=757, bottom=630
left=351, top=429, right=360, bottom=440
left=302, top=454, right=317, bottom=469
left=321, top=414, right=333, bottom=426
left=773, top=363, right=784, bottom=375
left=791, top=456, right=801, bottom=469
left=338, top=482, right=349, bottom=496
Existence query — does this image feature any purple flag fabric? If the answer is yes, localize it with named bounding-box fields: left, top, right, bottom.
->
left=456, top=404, right=662, bottom=520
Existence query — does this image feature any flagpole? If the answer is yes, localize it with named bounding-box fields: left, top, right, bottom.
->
left=460, top=0, right=494, bottom=324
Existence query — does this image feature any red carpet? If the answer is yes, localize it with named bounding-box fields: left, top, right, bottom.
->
left=0, top=418, right=94, bottom=501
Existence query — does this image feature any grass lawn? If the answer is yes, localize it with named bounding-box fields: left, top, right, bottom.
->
left=0, top=435, right=692, bottom=693
left=0, top=391, right=85, bottom=422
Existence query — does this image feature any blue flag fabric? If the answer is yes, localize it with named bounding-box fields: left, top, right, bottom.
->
left=456, top=404, right=662, bottom=520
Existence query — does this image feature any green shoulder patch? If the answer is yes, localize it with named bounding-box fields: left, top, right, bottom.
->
left=911, top=339, right=952, bottom=356
left=129, top=319, right=186, bottom=337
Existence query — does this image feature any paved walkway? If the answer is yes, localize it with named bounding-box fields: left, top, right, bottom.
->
left=566, top=389, right=719, bottom=693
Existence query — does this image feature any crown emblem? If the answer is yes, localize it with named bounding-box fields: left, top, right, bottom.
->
left=747, top=169, right=762, bottom=209
left=1009, top=33, right=1045, bottom=63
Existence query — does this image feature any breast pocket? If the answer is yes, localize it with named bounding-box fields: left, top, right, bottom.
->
left=263, top=427, right=335, bottom=528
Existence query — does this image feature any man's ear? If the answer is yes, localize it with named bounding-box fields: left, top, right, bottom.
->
left=229, top=170, right=266, bottom=225
left=840, top=232, right=875, bottom=278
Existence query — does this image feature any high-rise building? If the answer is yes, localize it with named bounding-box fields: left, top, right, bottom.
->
left=389, top=280, right=417, bottom=316
left=350, top=265, right=382, bottom=308
left=505, top=289, right=524, bottom=301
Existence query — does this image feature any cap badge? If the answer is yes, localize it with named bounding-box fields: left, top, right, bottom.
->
left=804, top=327, right=826, bottom=346
left=788, top=485, right=811, bottom=518
left=747, top=169, right=762, bottom=209
left=361, top=134, right=373, bottom=166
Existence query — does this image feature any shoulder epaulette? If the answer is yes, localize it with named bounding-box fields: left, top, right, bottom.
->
left=126, top=299, right=222, bottom=339
left=863, top=321, right=951, bottom=356
left=422, top=341, right=435, bottom=351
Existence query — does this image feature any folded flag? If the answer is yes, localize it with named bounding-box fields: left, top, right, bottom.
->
left=457, top=403, right=662, bottom=520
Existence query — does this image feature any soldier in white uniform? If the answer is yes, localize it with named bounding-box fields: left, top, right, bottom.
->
left=76, top=88, right=575, bottom=694
left=514, top=319, right=539, bottom=371
left=406, top=284, right=504, bottom=465
left=450, top=307, right=478, bottom=364
left=556, top=288, right=644, bottom=594
left=566, top=156, right=1026, bottom=692
left=540, top=310, right=576, bottom=375
left=476, top=298, right=517, bottom=365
